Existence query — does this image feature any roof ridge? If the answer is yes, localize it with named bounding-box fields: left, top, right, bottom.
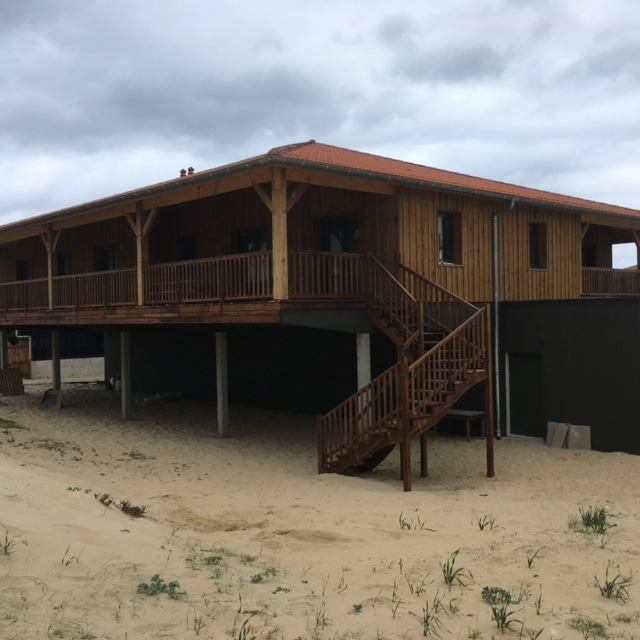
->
left=268, top=139, right=316, bottom=155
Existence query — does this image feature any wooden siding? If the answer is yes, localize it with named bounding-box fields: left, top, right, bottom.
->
left=582, top=225, right=614, bottom=268
left=0, top=236, right=47, bottom=282
left=149, top=188, right=271, bottom=263
left=397, top=187, right=581, bottom=302
left=55, top=217, right=135, bottom=274
left=288, top=185, right=397, bottom=268
left=499, top=204, right=581, bottom=300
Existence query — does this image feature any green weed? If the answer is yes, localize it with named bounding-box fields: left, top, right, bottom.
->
left=476, top=514, right=496, bottom=530
left=570, top=506, right=615, bottom=534
left=568, top=616, right=607, bottom=640
left=137, top=574, right=185, bottom=599
left=440, top=549, right=471, bottom=590
left=595, top=562, right=632, bottom=601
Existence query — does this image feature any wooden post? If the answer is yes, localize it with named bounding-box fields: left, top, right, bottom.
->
left=216, top=332, right=230, bottom=438
left=420, top=431, right=428, bottom=477
left=40, top=226, right=61, bottom=310
left=484, top=304, right=495, bottom=478
left=51, top=330, right=61, bottom=391
left=120, top=331, right=132, bottom=421
left=126, top=206, right=157, bottom=306
left=398, top=353, right=412, bottom=491
left=271, top=168, right=289, bottom=300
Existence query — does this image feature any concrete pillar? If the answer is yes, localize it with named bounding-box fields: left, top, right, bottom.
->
left=356, top=333, right=371, bottom=389
left=51, top=330, right=61, bottom=391
left=0, top=331, right=8, bottom=369
left=120, top=331, right=132, bottom=421
left=216, top=332, right=230, bottom=438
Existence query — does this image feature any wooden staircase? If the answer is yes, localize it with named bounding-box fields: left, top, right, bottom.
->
left=317, top=255, right=494, bottom=490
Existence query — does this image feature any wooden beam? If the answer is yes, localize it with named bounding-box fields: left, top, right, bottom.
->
left=581, top=222, right=590, bottom=240
left=285, top=166, right=396, bottom=196
left=142, top=207, right=158, bottom=237
left=632, top=230, right=640, bottom=249
left=253, top=184, right=272, bottom=211
left=271, top=168, right=289, bottom=300
left=51, top=330, right=61, bottom=391
left=287, top=183, right=309, bottom=212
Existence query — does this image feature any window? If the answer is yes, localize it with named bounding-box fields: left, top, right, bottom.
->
left=182, top=238, right=196, bottom=260
left=16, top=259, right=33, bottom=281
left=320, top=214, right=359, bottom=252
left=582, top=245, right=597, bottom=267
left=94, top=246, right=118, bottom=271
left=529, top=223, right=547, bottom=269
left=56, top=252, right=71, bottom=276
left=236, top=228, right=267, bottom=253
left=437, top=211, right=462, bottom=265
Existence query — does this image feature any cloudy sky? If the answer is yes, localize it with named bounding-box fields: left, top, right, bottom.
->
left=2, top=0, right=639, bottom=264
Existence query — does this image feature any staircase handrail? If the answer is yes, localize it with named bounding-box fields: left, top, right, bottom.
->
left=317, top=361, right=401, bottom=472
left=407, top=306, right=488, bottom=421
left=397, top=263, right=478, bottom=311
left=366, top=254, right=423, bottom=349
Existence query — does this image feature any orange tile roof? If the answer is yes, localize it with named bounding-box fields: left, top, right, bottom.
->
left=267, top=140, right=640, bottom=219
left=2, top=140, right=639, bottom=233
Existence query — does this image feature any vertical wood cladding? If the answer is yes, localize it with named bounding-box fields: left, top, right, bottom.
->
left=397, top=187, right=581, bottom=301
left=55, top=217, right=135, bottom=274
left=288, top=185, right=397, bottom=268
left=149, top=188, right=271, bottom=263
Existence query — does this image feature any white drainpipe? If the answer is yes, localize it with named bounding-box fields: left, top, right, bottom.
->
left=492, top=198, right=516, bottom=439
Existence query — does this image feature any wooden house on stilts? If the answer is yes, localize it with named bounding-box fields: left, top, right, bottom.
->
left=2, top=140, right=640, bottom=490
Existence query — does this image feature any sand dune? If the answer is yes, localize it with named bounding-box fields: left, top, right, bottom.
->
left=1, top=382, right=639, bottom=639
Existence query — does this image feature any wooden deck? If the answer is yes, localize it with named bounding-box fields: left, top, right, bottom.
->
left=1, top=256, right=638, bottom=327
left=582, top=267, right=640, bottom=296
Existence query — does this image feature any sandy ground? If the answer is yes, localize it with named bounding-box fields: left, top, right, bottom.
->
left=0, top=382, right=639, bottom=640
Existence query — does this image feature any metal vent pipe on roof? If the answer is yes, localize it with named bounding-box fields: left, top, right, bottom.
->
left=492, top=198, right=516, bottom=439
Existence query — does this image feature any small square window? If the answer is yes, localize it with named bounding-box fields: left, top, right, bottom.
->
left=437, top=211, right=462, bottom=265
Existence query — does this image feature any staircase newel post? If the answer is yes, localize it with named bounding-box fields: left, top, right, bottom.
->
left=316, top=414, right=324, bottom=474
left=398, top=352, right=412, bottom=491
left=483, top=304, right=495, bottom=478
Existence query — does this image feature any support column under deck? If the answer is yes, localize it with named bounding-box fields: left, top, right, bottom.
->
left=356, top=333, right=371, bottom=389
left=51, top=330, right=61, bottom=391
left=0, top=331, right=8, bottom=369
left=120, top=331, right=132, bottom=421
left=216, top=332, right=230, bottom=439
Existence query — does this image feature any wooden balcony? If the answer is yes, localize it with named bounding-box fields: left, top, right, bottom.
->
left=0, top=251, right=369, bottom=324
left=582, top=267, right=640, bottom=296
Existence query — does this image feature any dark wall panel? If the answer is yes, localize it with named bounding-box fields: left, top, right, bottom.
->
left=106, top=326, right=397, bottom=414
left=502, top=299, right=640, bottom=454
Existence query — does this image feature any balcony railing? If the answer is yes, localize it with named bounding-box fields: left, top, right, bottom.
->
left=582, top=267, right=640, bottom=296
left=0, top=278, right=48, bottom=311
left=0, top=251, right=370, bottom=313
left=53, top=269, right=137, bottom=308
left=289, top=251, right=366, bottom=299
left=144, top=252, right=272, bottom=304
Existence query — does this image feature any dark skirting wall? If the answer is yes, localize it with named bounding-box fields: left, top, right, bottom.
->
left=501, top=298, right=640, bottom=455
left=104, top=325, right=396, bottom=414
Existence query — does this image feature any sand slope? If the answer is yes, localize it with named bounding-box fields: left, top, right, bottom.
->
left=1, top=383, right=639, bottom=639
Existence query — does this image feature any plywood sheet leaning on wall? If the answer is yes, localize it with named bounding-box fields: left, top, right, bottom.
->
left=0, top=368, right=24, bottom=396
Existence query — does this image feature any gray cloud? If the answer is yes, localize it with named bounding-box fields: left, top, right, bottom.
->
left=0, top=0, right=639, bottom=254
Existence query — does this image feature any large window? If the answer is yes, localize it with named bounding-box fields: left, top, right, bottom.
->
left=437, top=211, right=462, bottom=265
left=320, top=213, right=359, bottom=252
left=57, top=252, right=71, bottom=276
left=236, top=228, right=267, bottom=253
left=529, top=223, right=547, bottom=269
left=94, top=246, right=118, bottom=271
left=16, top=259, right=33, bottom=281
